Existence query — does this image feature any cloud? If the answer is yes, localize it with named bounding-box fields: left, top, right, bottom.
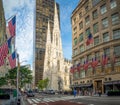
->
left=3, top=0, right=35, bottom=67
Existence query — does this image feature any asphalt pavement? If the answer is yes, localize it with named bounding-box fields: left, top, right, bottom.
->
left=70, top=96, right=120, bottom=105
left=1, top=93, right=120, bottom=105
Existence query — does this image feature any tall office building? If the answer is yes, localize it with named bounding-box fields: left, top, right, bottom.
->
left=71, top=0, right=120, bottom=94
left=0, top=0, right=8, bottom=77
left=0, top=0, right=6, bottom=45
left=35, top=0, right=60, bottom=86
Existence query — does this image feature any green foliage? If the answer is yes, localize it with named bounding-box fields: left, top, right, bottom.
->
left=0, top=77, right=7, bottom=87
left=37, top=78, right=49, bottom=90
left=0, top=66, right=33, bottom=88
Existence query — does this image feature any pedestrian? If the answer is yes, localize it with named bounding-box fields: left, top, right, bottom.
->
left=98, top=89, right=102, bottom=97
left=73, top=89, right=77, bottom=97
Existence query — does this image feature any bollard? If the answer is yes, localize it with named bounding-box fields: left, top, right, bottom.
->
left=17, top=98, right=20, bottom=105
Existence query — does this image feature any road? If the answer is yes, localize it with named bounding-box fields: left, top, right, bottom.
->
left=70, top=96, right=120, bottom=105
left=23, top=93, right=120, bottom=105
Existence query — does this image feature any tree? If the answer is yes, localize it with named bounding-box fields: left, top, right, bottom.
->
left=0, top=77, right=7, bottom=87
left=44, top=78, right=49, bottom=89
left=37, top=78, right=49, bottom=90
left=0, top=66, right=33, bottom=88
left=19, top=66, right=33, bottom=88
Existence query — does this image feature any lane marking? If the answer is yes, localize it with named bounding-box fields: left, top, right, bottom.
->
left=27, top=99, right=33, bottom=104
left=35, top=98, right=41, bottom=101
left=31, top=99, right=39, bottom=103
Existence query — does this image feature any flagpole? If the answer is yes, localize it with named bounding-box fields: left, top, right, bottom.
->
left=6, top=14, right=17, bottom=22
left=16, top=52, right=20, bottom=104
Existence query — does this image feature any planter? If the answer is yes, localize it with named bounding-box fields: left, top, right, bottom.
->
left=107, top=91, right=120, bottom=96
left=0, top=94, right=10, bottom=99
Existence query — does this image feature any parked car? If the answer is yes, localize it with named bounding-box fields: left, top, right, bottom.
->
left=27, top=90, right=34, bottom=97
left=47, top=90, right=55, bottom=94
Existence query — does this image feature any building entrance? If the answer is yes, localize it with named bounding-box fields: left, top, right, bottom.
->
left=94, top=80, right=102, bottom=94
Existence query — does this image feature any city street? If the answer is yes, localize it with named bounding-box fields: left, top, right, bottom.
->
left=23, top=93, right=120, bottom=105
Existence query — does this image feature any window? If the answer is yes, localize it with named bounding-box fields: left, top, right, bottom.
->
left=79, top=33, right=83, bottom=42
left=79, top=22, right=83, bottom=30
left=93, top=22, right=99, bottom=34
left=80, top=57, right=85, bottom=64
left=85, top=16, right=90, bottom=25
left=100, top=4, right=107, bottom=14
left=79, top=12, right=82, bottom=18
left=80, top=71, right=85, bottom=78
left=73, top=26, right=77, bottom=35
left=73, top=18, right=76, bottom=25
left=95, top=51, right=100, bottom=60
left=73, top=27, right=77, bottom=32
left=74, top=38, right=77, bottom=46
left=102, top=18, right=108, bottom=28
left=73, top=48, right=78, bottom=56
left=104, top=48, right=110, bottom=56
left=85, top=5, right=89, bottom=12
left=92, top=10, right=98, bottom=19
left=103, top=32, right=110, bottom=42
left=74, top=18, right=76, bottom=23
left=110, top=0, right=117, bottom=9
left=92, top=0, right=101, bottom=6
left=87, top=54, right=92, bottom=62
left=86, top=28, right=91, bottom=36
left=113, top=29, right=120, bottom=39
left=79, top=44, right=84, bottom=53
left=114, top=46, right=120, bottom=56
left=57, top=60, right=60, bottom=71
left=94, top=36, right=99, bottom=45
left=111, top=13, right=119, bottom=25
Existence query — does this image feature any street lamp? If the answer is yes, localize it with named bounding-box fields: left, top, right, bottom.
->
left=16, top=54, right=27, bottom=104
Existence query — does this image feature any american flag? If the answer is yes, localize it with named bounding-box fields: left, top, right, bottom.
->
left=91, top=57, right=99, bottom=68
left=86, top=33, right=94, bottom=46
left=70, top=66, right=75, bottom=73
left=7, top=37, right=12, bottom=54
left=8, top=51, right=16, bottom=69
left=83, top=60, right=90, bottom=70
left=7, top=37, right=12, bottom=49
left=8, top=16, right=16, bottom=37
left=0, top=42, right=8, bottom=59
left=101, top=55, right=108, bottom=66
left=0, top=55, right=4, bottom=66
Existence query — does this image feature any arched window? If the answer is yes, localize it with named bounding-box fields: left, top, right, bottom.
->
left=56, top=36, right=58, bottom=46
left=57, top=60, right=60, bottom=71
left=65, top=66, right=68, bottom=73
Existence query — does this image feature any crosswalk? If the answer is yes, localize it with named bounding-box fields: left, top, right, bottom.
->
left=27, top=96, right=86, bottom=105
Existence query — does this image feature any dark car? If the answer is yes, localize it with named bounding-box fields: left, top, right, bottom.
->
left=27, top=90, right=34, bottom=97
left=47, top=90, right=55, bottom=94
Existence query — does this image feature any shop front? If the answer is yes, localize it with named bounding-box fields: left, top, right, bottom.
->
left=104, top=80, right=120, bottom=94
left=71, top=83, right=93, bottom=96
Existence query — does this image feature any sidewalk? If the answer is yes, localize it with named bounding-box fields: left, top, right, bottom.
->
left=92, top=94, right=107, bottom=97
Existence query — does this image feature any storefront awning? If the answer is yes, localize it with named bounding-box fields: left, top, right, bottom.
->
left=104, top=81, right=120, bottom=85
left=70, top=84, right=92, bottom=88
left=78, top=84, right=92, bottom=87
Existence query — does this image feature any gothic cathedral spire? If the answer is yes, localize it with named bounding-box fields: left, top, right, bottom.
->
left=53, top=2, right=63, bottom=56
left=46, top=20, right=51, bottom=44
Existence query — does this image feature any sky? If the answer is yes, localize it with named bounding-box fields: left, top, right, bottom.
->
left=2, top=0, right=79, bottom=68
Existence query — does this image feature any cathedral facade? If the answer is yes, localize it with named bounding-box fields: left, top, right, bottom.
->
left=43, top=3, right=71, bottom=91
